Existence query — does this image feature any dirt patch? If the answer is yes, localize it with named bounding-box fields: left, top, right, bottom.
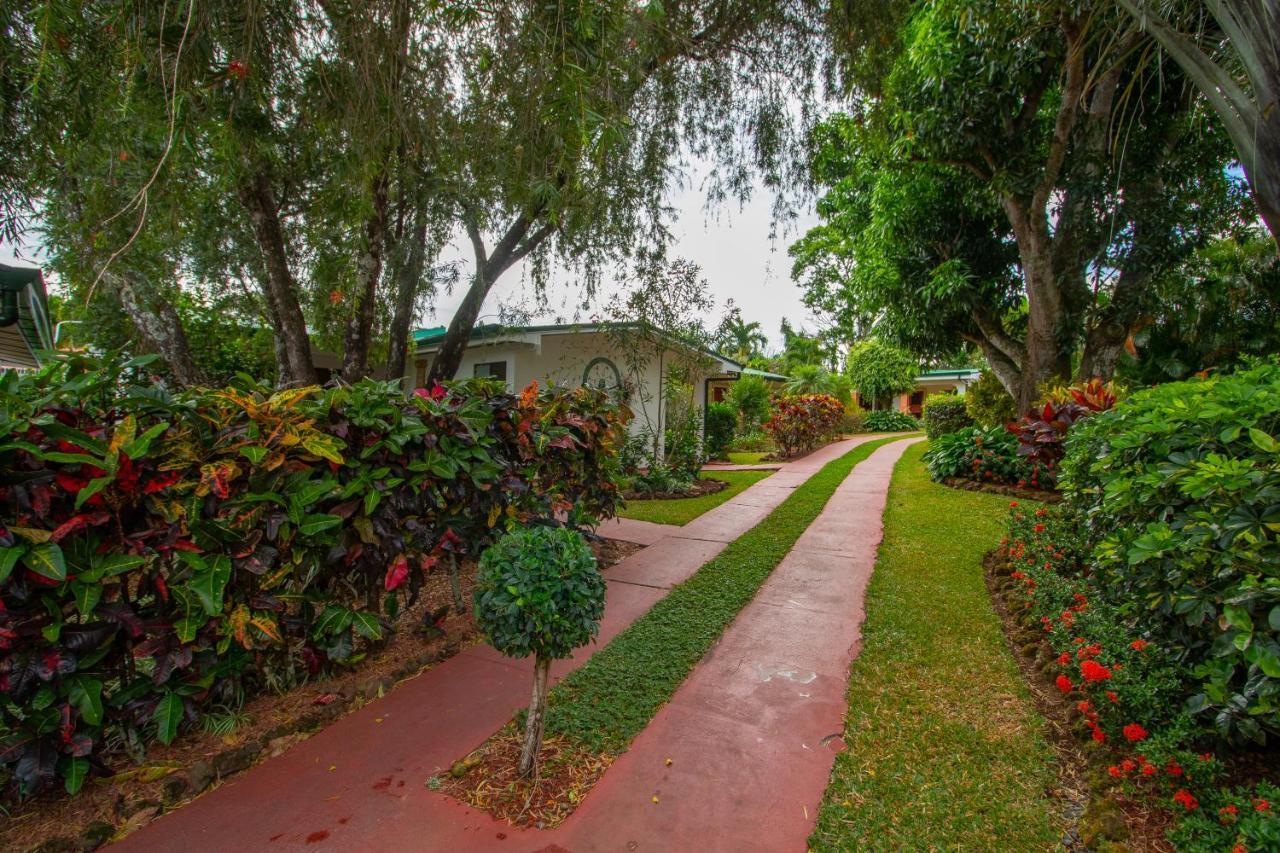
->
left=623, top=476, right=728, bottom=502
left=434, top=728, right=612, bottom=829
left=945, top=477, right=1062, bottom=503
left=0, top=538, right=639, bottom=852
left=983, top=549, right=1174, bottom=852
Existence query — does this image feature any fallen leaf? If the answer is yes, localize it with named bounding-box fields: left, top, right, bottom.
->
left=651, top=795, right=659, bottom=804
left=313, top=693, right=338, bottom=706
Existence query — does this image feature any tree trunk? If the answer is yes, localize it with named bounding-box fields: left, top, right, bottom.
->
left=341, top=174, right=390, bottom=382
left=518, top=655, right=552, bottom=778
left=238, top=171, right=319, bottom=387
left=425, top=211, right=554, bottom=385
left=107, top=272, right=208, bottom=387
left=446, top=554, right=464, bottom=614
left=385, top=217, right=428, bottom=384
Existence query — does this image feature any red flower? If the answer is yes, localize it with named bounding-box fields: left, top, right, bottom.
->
left=1055, top=675, right=1073, bottom=693
left=1009, top=501, right=1019, bottom=508
left=1058, top=652, right=1071, bottom=666
left=1107, top=765, right=1123, bottom=778
left=1034, top=523, right=1045, bottom=533
left=1220, top=804, right=1238, bottom=817
left=1256, top=799, right=1271, bottom=813
left=227, top=59, right=249, bottom=80
left=1076, top=700, right=1093, bottom=715
left=1130, top=639, right=1149, bottom=651
left=1172, top=789, right=1198, bottom=811
left=1011, top=571, right=1025, bottom=580
left=1199, top=752, right=1213, bottom=762
left=1166, top=761, right=1183, bottom=777
left=1080, top=660, right=1112, bottom=682
left=1106, top=690, right=1119, bottom=704
left=1090, top=726, right=1105, bottom=743
left=1121, top=759, right=1136, bottom=773
left=1141, top=764, right=1157, bottom=776
left=1122, top=723, right=1148, bottom=742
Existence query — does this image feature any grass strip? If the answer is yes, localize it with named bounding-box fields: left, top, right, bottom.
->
left=545, top=435, right=903, bottom=753
left=616, top=469, right=774, bottom=526
left=810, top=442, right=1060, bottom=850
left=726, top=450, right=770, bottom=465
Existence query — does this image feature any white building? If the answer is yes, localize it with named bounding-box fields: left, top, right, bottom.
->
left=409, top=323, right=749, bottom=452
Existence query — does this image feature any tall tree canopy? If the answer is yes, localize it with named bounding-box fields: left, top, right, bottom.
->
left=798, top=0, right=1251, bottom=410
left=2, top=0, right=824, bottom=387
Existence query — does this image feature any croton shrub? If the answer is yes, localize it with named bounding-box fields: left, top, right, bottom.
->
left=0, top=355, right=627, bottom=797
left=763, top=394, right=843, bottom=458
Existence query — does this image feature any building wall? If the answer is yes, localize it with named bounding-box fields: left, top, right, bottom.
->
left=0, top=324, right=37, bottom=370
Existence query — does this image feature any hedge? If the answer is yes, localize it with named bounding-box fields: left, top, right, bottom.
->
left=920, top=393, right=971, bottom=439
left=0, top=354, right=627, bottom=797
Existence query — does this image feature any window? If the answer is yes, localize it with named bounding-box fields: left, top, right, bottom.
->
left=473, top=361, right=508, bottom=382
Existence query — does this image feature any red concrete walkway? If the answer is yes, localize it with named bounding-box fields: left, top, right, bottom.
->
left=116, top=435, right=896, bottom=853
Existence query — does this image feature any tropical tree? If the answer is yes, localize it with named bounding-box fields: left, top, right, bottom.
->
left=846, top=338, right=916, bottom=410
left=783, top=364, right=837, bottom=396
left=1117, top=0, right=1280, bottom=245
left=798, top=0, right=1249, bottom=411
left=422, top=1, right=827, bottom=384
left=716, top=308, right=769, bottom=362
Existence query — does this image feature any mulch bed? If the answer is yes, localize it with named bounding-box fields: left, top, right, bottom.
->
left=944, top=476, right=1062, bottom=503
left=434, top=727, right=613, bottom=829
left=622, top=477, right=728, bottom=502
left=983, top=549, right=1174, bottom=852
left=1, top=538, right=642, bottom=853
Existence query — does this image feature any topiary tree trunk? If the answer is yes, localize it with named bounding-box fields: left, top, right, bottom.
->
left=518, top=656, right=552, bottom=777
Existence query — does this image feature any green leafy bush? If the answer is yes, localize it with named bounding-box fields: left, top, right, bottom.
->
left=923, top=426, right=1049, bottom=487
left=861, top=410, right=918, bottom=432
left=727, top=374, right=772, bottom=431
left=763, top=394, right=844, bottom=457
left=627, top=464, right=695, bottom=496
left=1165, top=780, right=1280, bottom=850
left=704, top=402, right=737, bottom=461
left=965, top=370, right=1016, bottom=427
left=729, top=430, right=773, bottom=453
left=0, top=355, right=626, bottom=797
left=921, top=393, right=972, bottom=439
left=474, top=526, right=604, bottom=776
left=1061, top=362, right=1280, bottom=745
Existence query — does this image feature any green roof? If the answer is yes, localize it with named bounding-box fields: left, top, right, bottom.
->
left=918, top=368, right=980, bottom=379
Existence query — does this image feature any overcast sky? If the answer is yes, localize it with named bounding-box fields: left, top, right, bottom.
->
left=428, top=166, right=822, bottom=352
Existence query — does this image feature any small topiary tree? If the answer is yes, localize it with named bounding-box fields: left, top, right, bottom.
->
left=473, top=526, right=606, bottom=776
left=921, top=392, right=972, bottom=439
left=728, top=373, right=772, bottom=430
left=704, top=402, right=737, bottom=460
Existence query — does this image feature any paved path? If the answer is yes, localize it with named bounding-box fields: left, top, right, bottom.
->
left=117, top=435, right=896, bottom=853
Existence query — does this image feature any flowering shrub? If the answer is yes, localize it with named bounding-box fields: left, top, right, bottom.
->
left=860, top=410, right=918, bottom=432
left=923, top=426, right=1053, bottom=489
left=763, top=394, right=843, bottom=457
left=920, top=393, right=972, bottom=439
left=1008, top=378, right=1118, bottom=467
left=1166, top=780, right=1280, bottom=851
left=0, top=355, right=627, bottom=797
left=1061, top=362, right=1280, bottom=746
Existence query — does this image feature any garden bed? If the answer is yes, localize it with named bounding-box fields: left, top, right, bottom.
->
left=983, top=549, right=1171, bottom=851
left=0, top=539, right=640, bottom=853
left=941, top=476, right=1061, bottom=503
left=621, top=476, right=728, bottom=501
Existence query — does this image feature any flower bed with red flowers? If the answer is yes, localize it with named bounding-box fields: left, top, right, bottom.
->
left=0, top=354, right=628, bottom=801
left=924, top=426, right=1056, bottom=490
left=763, top=393, right=844, bottom=458
left=996, top=497, right=1279, bottom=850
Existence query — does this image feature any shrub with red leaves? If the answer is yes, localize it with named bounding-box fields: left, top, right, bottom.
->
left=763, top=394, right=843, bottom=458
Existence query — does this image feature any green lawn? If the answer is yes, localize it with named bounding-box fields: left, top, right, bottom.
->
left=616, top=470, right=773, bottom=526
left=726, top=450, right=770, bottom=465
left=546, top=436, right=902, bottom=752
left=811, top=443, right=1061, bottom=850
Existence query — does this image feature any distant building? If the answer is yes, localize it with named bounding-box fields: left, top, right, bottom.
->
left=891, top=368, right=981, bottom=417
left=0, top=260, right=54, bottom=371
left=409, top=323, right=752, bottom=452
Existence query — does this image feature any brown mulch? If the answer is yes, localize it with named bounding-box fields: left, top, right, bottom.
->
left=434, top=727, right=613, bottom=829
left=1, top=538, right=641, bottom=853
left=983, top=549, right=1175, bottom=852
left=622, top=476, right=728, bottom=502
left=944, top=476, right=1062, bottom=503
